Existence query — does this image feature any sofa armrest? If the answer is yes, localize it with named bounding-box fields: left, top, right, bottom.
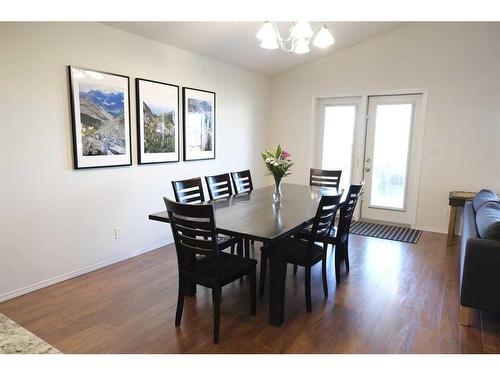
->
left=460, top=237, right=500, bottom=312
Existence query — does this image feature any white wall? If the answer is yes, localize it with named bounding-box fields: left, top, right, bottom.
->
left=270, top=22, right=500, bottom=233
left=0, top=22, right=271, bottom=301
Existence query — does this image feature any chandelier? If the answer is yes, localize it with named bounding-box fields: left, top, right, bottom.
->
left=256, top=21, right=335, bottom=54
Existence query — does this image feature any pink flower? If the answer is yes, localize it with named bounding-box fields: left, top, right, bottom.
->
left=280, top=150, right=291, bottom=159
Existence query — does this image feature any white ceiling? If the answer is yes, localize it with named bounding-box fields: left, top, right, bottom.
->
left=104, top=22, right=408, bottom=76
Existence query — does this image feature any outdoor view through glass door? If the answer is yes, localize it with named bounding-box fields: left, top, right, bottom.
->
left=361, top=94, right=423, bottom=225
left=315, top=97, right=359, bottom=194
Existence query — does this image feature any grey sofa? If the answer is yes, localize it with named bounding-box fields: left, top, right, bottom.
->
left=460, top=189, right=500, bottom=325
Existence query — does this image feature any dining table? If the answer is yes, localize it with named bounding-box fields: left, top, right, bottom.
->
left=149, top=183, right=342, bottom=327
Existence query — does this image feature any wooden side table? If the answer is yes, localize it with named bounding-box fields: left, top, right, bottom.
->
left=447, top=191, right=476, bottom=246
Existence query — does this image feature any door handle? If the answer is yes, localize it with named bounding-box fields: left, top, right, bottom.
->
left=365, top=166, right=371, bottom=172
left=365, top=158, right=371, bottom=172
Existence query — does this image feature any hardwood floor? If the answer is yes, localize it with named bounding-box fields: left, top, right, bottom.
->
left=1, top=232, right=499, bottom=353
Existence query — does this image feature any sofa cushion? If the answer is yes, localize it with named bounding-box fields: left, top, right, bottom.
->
left=473, top=189, right=499, bottom=212
left=475, top=201, right=500, bottom=241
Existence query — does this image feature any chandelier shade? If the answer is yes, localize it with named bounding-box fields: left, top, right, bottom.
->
left=256, top=22, right=277, bottom=41
left=260, top=38, right=279, bottom=49
left=312, top=26, right=335, bottom=48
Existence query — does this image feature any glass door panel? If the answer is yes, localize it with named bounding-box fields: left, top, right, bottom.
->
left=321, top=105, right=356, bottom=193
left=370, top=103, right=413, bottom=209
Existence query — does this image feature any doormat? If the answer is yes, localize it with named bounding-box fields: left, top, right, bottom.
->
left=350, top=221, right=422, bottom=244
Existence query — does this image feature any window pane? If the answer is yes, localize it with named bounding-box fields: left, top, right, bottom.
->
left=322, top=105, right=355, bottom=193
left=370, top=103, right=412, bottom=209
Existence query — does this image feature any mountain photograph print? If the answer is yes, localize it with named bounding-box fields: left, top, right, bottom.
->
left=68, top=66, right=131, bottom=169
left=182, top=87, right=216, bottom=161
left=136, top=79, right=179, bottom=164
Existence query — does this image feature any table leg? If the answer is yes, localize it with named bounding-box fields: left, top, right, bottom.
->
left=447, top=205, right=457, bottom=247
left=267, top=243, right=286, bottom=326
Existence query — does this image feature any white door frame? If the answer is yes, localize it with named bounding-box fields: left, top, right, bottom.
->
left=312, top=88, right=428, bottom=227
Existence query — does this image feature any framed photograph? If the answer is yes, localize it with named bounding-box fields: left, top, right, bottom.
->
left=136, top=79, right=180, bottom=164
left=182, top=87, right=216, bottom=161
left=68, top=66, right=131, bottom=169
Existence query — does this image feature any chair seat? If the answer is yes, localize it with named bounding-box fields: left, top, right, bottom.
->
left=295, top=226, right=338, bottom=243
left=275, top=237, right=326, bottom=266
left=192, top=253, right=257, bottom=285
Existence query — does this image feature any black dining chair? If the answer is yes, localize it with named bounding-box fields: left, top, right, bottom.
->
left=172, top=177, right=206, bottom=204
left=297, top=181, right=364, bottom=284
left=231, top=170, right=254, bottom=194
left=289, top=168, right=342, bottom=277
left=309, top=168, right=342, bottom=189
left=164, top=198, right=257, bottom=344
left=205, top=173, right=233, bottom=201
left=259, top=193, right=342, bottom=312
left=172, top=177, right=241, bottom=256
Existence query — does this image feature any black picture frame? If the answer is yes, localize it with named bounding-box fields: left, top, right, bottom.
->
left=182, top=87, right=216, bottom=161
left=68, top=66, right=132, bottom=169
left=136, top=78, right=180, bottom=165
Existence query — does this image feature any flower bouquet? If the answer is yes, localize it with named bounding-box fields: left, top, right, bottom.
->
left=261, top=145, right=294, bottom=202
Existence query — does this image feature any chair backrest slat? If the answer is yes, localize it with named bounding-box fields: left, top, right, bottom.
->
left=177, top=232, right=213, bottom=251
left=337, top=181, right=365, bottom=238
left=231, top=170, right=254, bottom=194
left=172, top=215, right=213, bottom=231
left=310, top=194, right=342, bottom=241
left=309, top=168, right=342, bottom=189
left=205, top=173, right=233, bottom=200
left=172, top=177, right=205, bottom=204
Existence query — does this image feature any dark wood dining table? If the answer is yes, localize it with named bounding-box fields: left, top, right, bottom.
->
left=149, top=183, right=341, bottom=327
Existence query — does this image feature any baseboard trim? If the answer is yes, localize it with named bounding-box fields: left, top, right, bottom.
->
left=415, top=225, right=447, bottom=234
left=0, top=238, right=173, bottom=303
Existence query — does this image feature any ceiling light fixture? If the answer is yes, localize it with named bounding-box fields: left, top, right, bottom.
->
left=256, top=21, right=334, bottom=54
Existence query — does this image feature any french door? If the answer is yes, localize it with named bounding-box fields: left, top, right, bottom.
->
left=360, top=94, right=423, bottom=226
